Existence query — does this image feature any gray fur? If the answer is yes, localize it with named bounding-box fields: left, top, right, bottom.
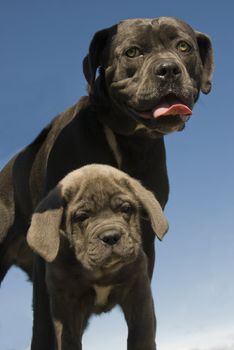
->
left=27, top=165, right=168, bottom=350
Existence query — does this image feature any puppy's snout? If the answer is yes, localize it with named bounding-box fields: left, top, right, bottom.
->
left=99, top=230, right=121, bottom=246
left=155, top=61, right=182, bottom=80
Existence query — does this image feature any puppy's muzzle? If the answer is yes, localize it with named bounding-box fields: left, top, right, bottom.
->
left=99, top=230, right=121, bottom=246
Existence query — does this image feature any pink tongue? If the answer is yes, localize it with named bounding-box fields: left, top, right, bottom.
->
left=153, top=103, right=192, bottom=118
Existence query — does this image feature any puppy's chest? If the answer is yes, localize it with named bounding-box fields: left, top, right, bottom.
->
left=91, top=283, right=125, bottom=313
left=93, top=284, right=112, bottom=307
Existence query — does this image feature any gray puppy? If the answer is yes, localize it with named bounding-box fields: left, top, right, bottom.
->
left=27, top=164, right=168, bottom=350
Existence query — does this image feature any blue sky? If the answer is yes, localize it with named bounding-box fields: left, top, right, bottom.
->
left=0, top=1, right=234, bottom=349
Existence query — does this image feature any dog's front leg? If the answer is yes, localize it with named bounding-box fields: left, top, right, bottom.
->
left=31, top=256, right=55, bottom=350
left=52, top=317, right=82, bottom=350
left=121, top=270, right=156, bottom=350
left=50, top=294, right=90, bottom=350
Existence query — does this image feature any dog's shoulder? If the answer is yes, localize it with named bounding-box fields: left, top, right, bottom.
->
left=31, top=96, right=90, bottom=148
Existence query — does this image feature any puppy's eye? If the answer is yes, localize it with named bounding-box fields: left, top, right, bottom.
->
left=125, top=47, right=141, bottom=58
left=73, top=212, right=90, bottom=223
left=177, top=41, right=192, bottom=53
left=119, top=203, right=133, bottom=215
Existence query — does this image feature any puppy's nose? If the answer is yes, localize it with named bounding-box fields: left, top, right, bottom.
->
left=155, top=62, right=182, bottom=80
left=99, top=230, right=121, bottom=246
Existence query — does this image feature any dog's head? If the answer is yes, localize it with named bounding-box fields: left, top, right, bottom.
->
left=83, top=17, right=214, bottom=135
left=27, top=165, right=168, bottom=273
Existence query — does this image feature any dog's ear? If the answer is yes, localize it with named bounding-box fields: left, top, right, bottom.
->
left=83, top=25, right=116, bottom=91
left=127, top=179, right=169, bottom=240
left=83, top=28, right=110, bottom=87
left=27, top=186, right=64, bottom=262
left=196, top=32, right=214, bottom=94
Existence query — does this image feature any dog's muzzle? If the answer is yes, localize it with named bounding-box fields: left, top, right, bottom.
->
left=80, top=224, right=141, bottom=272
left=99, top=230, right=122, bottom=246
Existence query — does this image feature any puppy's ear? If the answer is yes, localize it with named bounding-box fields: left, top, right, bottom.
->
left=27, top=186, right=64, bottom=262
left=196, top=32, right=214, bottom=94
left=83, top=25, right=116, bottom=91
left=127, top=179, right=169, bottom=240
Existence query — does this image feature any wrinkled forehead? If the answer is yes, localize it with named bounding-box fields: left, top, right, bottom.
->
left=114, top=17, right=196, bottom=44
left=64, top=175, right=135, bottom=210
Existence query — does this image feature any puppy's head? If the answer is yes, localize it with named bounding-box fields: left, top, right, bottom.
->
left=83, top=17, right=214, bottom=135
left=27, top=165, right=168, bottom=273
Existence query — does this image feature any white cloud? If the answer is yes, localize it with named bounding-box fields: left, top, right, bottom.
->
left=158, top=325, right=234, bottom=350
left=192, top=345, right=234, bottom=350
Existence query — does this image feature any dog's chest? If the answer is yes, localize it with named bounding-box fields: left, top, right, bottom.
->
left=93, top=284, right=113, bottom=307
left=104, top=126, right=122, bottom=167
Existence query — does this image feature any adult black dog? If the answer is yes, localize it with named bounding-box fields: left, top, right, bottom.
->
left=27, top=164, right=168, bottom=350
left=0, top=16, right=213, bottom=348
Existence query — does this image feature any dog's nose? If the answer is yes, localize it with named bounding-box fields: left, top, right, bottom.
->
left=155, top=62, right=182, bottom=80
left=99, top=230, right=121, bottom=246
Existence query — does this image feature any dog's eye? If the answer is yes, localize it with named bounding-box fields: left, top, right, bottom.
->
left=177, top=41, right=192, bottom=53
left=125, top=47, right=141, bottom=58
left=119, top=203, right=133, bottom=215
left=73, top=212, right=90, bottom=223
